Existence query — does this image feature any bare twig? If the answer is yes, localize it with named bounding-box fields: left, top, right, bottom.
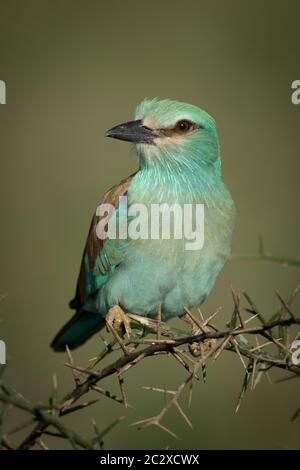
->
left=1, top=286, right=300, bottom=449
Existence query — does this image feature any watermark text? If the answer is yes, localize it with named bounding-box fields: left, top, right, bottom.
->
left=291, top=80, right=300, bottom=105
left=0, top=80, right=6, bottom=104
left=96, top=197, right=205, bottom=251
left=0, top=340, right=6, bottom=365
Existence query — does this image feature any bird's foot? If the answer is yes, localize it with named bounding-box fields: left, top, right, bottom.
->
left=180, top=310, right=216, bottom=358
left=189, top=338, right=216, bottom=357
left=106, top=305, right=132, bottom=338
left=126, top=313, right=172, bottom=336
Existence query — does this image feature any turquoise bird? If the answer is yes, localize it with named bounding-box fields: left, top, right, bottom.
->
left=51, top=99, right=236, bottom=351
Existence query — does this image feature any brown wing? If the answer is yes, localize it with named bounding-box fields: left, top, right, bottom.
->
left=70, top=173, right=136, bottom=309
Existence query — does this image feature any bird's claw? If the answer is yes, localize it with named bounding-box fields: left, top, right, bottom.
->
left=180, top=310, right=217, bottom=358
left=106, top=305, right=132, bottom=338
left=189, top=339, right=216, bottom=357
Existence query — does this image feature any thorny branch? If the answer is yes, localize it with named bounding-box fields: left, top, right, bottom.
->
left=233, top=236, right=300, bottom=267
left=0, top=284, right=300, bottom=449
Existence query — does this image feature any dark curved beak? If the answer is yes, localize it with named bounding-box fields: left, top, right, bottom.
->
left=105, top=119, right=158, bottom=144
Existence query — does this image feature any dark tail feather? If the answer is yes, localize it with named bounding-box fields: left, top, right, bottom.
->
left=51, top=310, right=105, bottom=352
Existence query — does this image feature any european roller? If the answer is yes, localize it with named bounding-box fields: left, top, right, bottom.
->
left=51, top=99, right=236, bottom=351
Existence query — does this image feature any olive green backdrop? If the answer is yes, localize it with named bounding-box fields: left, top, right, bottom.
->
left=0, top=0, right=299, bottom=449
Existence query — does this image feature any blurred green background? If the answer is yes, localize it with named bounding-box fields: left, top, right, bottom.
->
left=0, top=0, right=300, bottom=450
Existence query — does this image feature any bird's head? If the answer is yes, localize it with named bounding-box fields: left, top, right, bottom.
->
left=105, top=98, right=220, bottom=172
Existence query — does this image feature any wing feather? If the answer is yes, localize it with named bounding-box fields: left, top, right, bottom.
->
left=70, top=173, right=135, bottom=309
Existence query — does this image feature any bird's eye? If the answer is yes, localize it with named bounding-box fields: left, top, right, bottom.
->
left=175, top=120, right=193, bottom=132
